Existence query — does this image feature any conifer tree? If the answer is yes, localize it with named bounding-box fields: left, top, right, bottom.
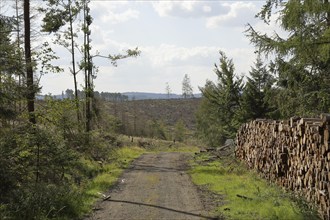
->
left=197, top=51, right=243, bottom=146
left=240, top=56, right=275, bottom=121
left=246, top=0, right=330, bottom=116
left=0, top=15, right=22, bottom=121
left=182, top=74, right=193, bottom=99
left=165, top=82, right=171, bottom=99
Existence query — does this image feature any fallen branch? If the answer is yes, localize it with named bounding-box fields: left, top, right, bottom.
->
left=236, top=194, right=253, bottom=200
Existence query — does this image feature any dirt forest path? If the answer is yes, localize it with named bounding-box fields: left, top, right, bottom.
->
left=87, top=152, right=216, bottom=220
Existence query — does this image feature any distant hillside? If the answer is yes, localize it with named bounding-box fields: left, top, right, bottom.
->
left=122, top=92, right=202, bottom=100
left=39, top=91, right=202, bottom=101
left=103, top=98, right=201, bottom=137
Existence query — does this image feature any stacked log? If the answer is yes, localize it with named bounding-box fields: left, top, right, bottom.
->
left=235, top=114, right=330, bottom=219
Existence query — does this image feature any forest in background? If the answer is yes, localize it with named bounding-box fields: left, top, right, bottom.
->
left=1, top=0, right=330, bottom=219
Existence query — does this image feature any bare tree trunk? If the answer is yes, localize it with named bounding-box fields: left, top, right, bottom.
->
left=68, top=0, right=80, bottom=125
left=83, top=1, right=88, bottom=132
left=16, top=0, right=23, bottom=113
left=24, top=0, right=36, bottom=125
left=24, top=0, right=39, bottom=183
left=84, top=0, right=92, bottom=132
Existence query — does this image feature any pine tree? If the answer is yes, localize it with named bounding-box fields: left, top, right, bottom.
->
left=240, top=56, right=275, bottom=121
left=182, top=74, right=193, bottom=99
left=197, top=51, right=243, bottom=146
left=174, top=119, right=186, bottom=142
left=246, top=0, right=330, bottom=116
left=0, top=15, right=22, bottom=122
left=165, top=82, right=171, bottom=99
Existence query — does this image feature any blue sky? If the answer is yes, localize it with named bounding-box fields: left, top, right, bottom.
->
left=3, top=1, right=283, bottom=95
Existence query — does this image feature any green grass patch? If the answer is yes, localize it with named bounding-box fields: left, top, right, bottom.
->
left=190, top=153, right=319, bottom=220
left=118, top=135, right=200, bottom=153
left=109, top=146, right=146, bottom=168
left=78, top=146, right=146, bottom=216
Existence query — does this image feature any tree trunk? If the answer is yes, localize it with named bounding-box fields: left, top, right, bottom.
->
left=83, top=0, right=91, bottom=132
left=24, top=0, right=39, bottom=183
left=326, top=0, right=330, bottom=27
left=24, top=0, right=36, bottom=125
left=16, top=0, right=22, bottom=113
left=68, top=0, right=80, bottom=125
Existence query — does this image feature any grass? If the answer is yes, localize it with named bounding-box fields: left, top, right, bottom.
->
left=78, top=138, right=199, bottom=218
left=118, top=135, right=200, bottom=153
left=189, top=153, right=320, bottom=220
left=78, top=146, right=146, bottom=217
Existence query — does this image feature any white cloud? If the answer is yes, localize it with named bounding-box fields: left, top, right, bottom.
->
left=91, top=44, right=257, bottom=94
left=42, top=40, right=257, bottom=94
left=100, top=9, right=140, bottom=24
left=151, top=1, right=229, bottom=18
left=91, top=1, right=130, bottom=12
left=203, top=5, right=212, bottom=13
left=90, top=1, right=140, bottom=25
left=141, top=44, right=219, bottom=67
left=37, top=1, right=263, bottom=94
left=206, top=2, right=258, bottom=29
left=151, top=1, right=258, bottom=29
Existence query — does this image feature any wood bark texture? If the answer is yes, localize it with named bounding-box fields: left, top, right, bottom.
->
left=235, top=114, right=330, bottom=219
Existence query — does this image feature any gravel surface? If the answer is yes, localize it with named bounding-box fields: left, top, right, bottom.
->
left=86, top=152, right=216, bottom=220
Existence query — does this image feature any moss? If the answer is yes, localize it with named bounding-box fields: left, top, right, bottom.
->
left=190, top=153, right=319, bottom=220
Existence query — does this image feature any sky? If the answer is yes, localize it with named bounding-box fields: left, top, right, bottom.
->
left=2, top=0, right=283, bottom=95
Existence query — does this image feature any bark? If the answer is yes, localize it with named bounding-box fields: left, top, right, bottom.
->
left=68, top=0, right=80, bottom=124
left=83, top=0, right=91, bottom=132
left=24, top=0, right=36, bottom=124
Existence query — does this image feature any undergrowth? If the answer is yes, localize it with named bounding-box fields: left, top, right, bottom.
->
left=189, top=153, right=320, bottom=220
left=78, top=146, right=146, bottom=217
left=118, top=135, right=200, bottom=153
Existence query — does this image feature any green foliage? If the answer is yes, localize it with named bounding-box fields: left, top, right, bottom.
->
left=9, top=183, right=82, bottom=220
left=77, top=146, right=146, bottom=217
left=0, top=16, right=20, bottom=75
left=100, top=114, right=123, bottom=134
left=197, top=51, right=243, bottom=146
left=190, top=153, right=319, bottom=220
left=246, top=0, right=330, bottom=117
left=39, top=0, right=82, bottom=33
left=147, top=119, right=168, bottom=140
left=198, top=1, right=330, bottom=147
left=239, top=56, right=275, bottom=121
left=174, top=119, right=186, bottom=142
left=106, top=47, right=141, bottom=67
left=0, top=1, right=143, bottom=219
left=37, top=97, right=78, bottom=139
left=196, top=93, right=227, bottom=147
left=0, top=16, right=25, bottom=123
left=0, top=124, right=81, bottom=219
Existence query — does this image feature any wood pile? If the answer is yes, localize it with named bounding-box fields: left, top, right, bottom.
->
left=235, top=114, right=330, bottom=219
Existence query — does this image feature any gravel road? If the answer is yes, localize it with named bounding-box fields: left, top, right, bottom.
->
left=86, top=152, right=216, bottom=220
